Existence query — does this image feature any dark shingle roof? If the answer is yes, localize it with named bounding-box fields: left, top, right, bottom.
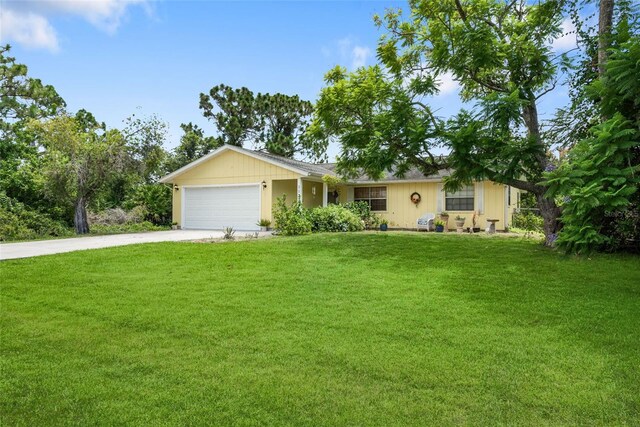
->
left=315, top=162, right=450, bottom=183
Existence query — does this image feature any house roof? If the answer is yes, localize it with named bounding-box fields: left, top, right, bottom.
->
left=159, top=143, right=448, bottom=184
left=318, top=162, right=451, bottom=184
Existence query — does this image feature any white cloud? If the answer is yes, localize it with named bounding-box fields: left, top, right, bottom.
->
left=329, top=37, right=372, bottom=70
left=0, top=9, right=59, bottom=52
left=0, top=0, right=150, bottom=52
left=42, top=0, right=149, bottom=34
left=436, top=71, right=459, bottom=95
left=351, top=45, right=371, bottom=69
left=552, top=18, right=577, bottom=51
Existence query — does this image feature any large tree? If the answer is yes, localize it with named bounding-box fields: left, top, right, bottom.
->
left=29, top=111, right=129, bottom=234
left=170, top=122, right=221, bottom=170
left=544, top=5, right=640, bottom=253
left=310, top=0, right=569, bottom=245
left=199, top=84, right=326, bottom=161
left=0, top=45, right=66, bottom=213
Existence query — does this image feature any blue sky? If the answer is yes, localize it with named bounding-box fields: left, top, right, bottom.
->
left=1, top=0, right=577, bottom=159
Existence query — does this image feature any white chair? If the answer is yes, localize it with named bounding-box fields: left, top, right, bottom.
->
left=416, top=213, right=435, bottom=231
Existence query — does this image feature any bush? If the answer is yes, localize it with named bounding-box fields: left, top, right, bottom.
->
left=512, top=211, right=543, bottom=234
left=123, top=184, right=172, bottom=225
left=273, top=196, right=312, bottom=236
left=310, top=204, right=365, bottom=232
left=342, top=201, right=381, bottom=229
left=0, top=192, right=72, bottom=241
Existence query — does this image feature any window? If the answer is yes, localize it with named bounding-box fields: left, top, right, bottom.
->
left=445, top=185, right=474, bottom=211
left=354, top=186, right=387, bottom=211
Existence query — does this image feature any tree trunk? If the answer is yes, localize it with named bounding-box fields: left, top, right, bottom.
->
left=535, top=191, right=562, bottom=247
left=74, top=196, right=90, bottom=234
left=519, top=98, right=562, bottom=246
left=598, top=0, right=615, bottom=77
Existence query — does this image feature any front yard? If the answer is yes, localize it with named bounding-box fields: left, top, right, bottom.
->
left=1, top=233, right=639, bottom=425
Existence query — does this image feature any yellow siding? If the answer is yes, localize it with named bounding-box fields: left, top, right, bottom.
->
left=168, top=147, right=510, bottom=231
left=342, top=181, right=508, bottom=231
left=302, top=180, right=323, bottom=209
left=272, top=179, right=297, bottom=207
left=171, top=150, right=302, bottom=225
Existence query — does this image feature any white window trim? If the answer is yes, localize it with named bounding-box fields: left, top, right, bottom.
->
left=353, top=186, right=388, bottom=212
left=445, top=184, right=475, bottom=211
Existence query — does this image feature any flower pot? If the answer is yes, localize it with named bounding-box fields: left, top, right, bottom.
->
left=380, top=223, right=388, bottom=231
left=260, top=226, right=267, bottom=232
left=435, top=225, right=444, bottom=232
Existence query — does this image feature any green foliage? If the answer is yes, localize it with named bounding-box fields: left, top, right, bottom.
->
left=28, top=112, right=130, bottom=234
left=169, top=122, right=221, bottom=170
left=199, top=84, right=326, bottom=160
left=545, top=34, right=640, bottom=254
left=272, top=196, right=312, bottom=236
left=309, top=65, right=440, bottom=179
left=310, top=0, right=566, bottom=244
left=342, top=201, right=381, bottom=229
left=123, top=184, right=172, bottom=225
left=257, top=219, right=272, bottom=227
left=309, top=204, right=364, bottom=233
left=545, top=114, right=639, bottom=253
left=512, top=211, right=544, bottom=234
left=122, top=112, right=170, bottom=183
left=0, top=192, right=72, bottom=241
left=0, top=45, right=68, bottom=223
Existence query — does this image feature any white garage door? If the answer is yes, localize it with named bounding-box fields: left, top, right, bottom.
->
left=183, top=185, right=260, bottom=230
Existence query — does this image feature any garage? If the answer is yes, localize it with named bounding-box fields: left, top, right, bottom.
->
left=182, top=185, right=260, bottom=230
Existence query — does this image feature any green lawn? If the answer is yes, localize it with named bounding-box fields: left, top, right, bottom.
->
left=1, top=233, right=639, bottom=425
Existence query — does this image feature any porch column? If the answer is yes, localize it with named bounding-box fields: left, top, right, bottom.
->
left=297, top=177, right=303, bottom=203
left=322, top=182, right=328, bottom=207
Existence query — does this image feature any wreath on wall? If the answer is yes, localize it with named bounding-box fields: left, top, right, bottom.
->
left=410, top=192, right=421, bottom=204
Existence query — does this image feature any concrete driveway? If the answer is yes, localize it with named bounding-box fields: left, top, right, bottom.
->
left=0, top=230, right=229, bottom=260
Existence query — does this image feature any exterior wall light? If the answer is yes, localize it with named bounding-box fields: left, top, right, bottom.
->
left=174, top=184, right=179, bottom=191
left=262, top=180, right=267, bottom=189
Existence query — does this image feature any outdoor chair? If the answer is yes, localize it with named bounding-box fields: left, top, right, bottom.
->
left=416, top=213, right=435, bottom=231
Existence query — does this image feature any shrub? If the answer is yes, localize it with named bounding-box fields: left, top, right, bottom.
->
left=124, top=184, right=172, bottom=225
left=0, top=192, right=72, bottom=241
left=309, top=204, right=365, bottom=232
left=512, top=211, right=543, bottom=234
left=342, top=201, right=381, bottom=229
left=273, top=196, right=312, bottom=236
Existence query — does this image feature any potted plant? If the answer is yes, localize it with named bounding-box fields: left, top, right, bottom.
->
left=439, top=211, right=449, bottom=231
left=257, top=219, right=271, bottom=232
left=434, top=219, right=445, bottom=232
left=454, top=215, right=465, bottom=233
left=379, top=218, right=389, bottom=231
left=171, top=221, right=179, bottom=230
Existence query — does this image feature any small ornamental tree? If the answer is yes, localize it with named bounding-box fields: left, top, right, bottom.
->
left=29, top=112, right=129, bottom=234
